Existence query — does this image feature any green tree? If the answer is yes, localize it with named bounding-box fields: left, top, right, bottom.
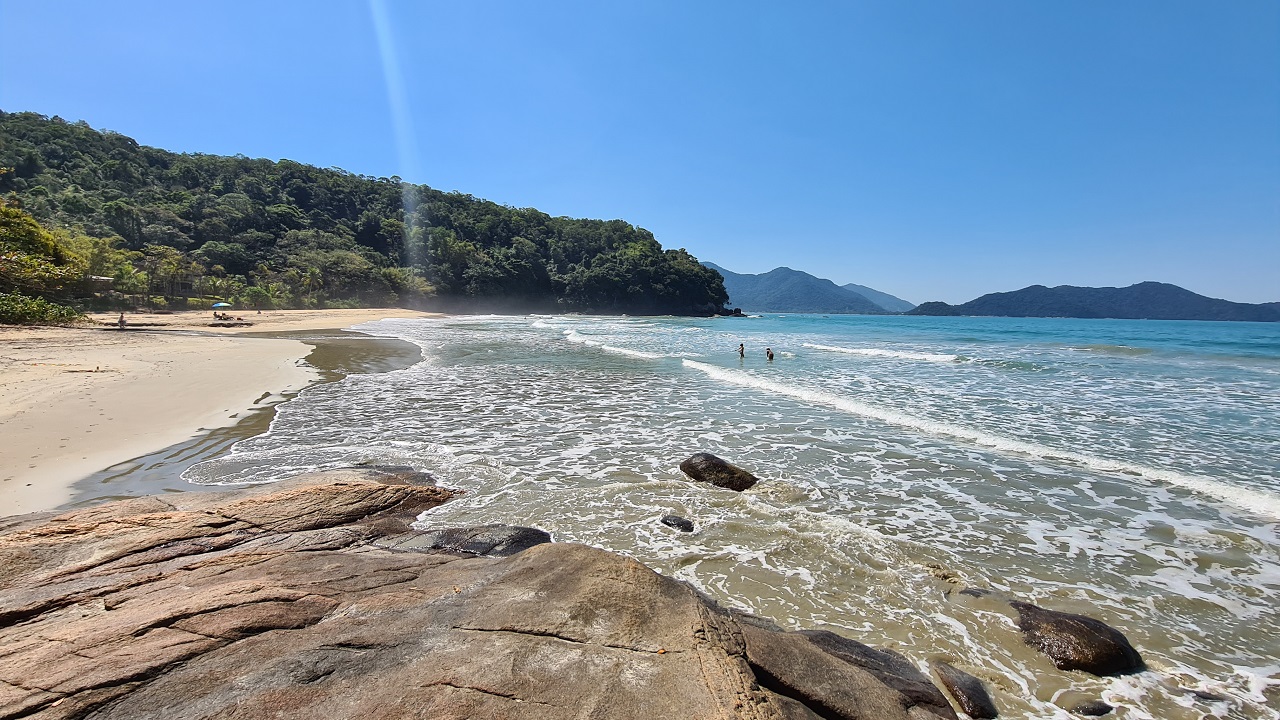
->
left=242, top=285, right=273, bottom=310
left=0, top=202, right=84, bottom=295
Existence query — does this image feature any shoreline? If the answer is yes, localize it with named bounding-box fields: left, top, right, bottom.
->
left=62, top=328, right=425, bottom=509
left=0, top=308, right=436, bottom=514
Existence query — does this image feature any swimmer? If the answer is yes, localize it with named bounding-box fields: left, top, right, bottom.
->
left=766, top=347, right=774, bottom=361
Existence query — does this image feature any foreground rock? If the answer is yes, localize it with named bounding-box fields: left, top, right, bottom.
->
left=389, top=523, right=553, bottom=556
left=1010, top=601, right=1144, bottom=676
left=798, top=630, right=956, bottom=718
left=680, top=452, right=760, bottom=491
left=930, top=660, right=998, bottom=719
left=1, top=470, right=955, bottom=719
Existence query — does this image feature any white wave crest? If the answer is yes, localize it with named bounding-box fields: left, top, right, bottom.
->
left=563, top=330, right=599, bottom=346
left=682, top=360, right=1280, bottom=520
left=601, top=345, right=663, bottom=360
left=802, top=343, right=959, bottom=363
left=562, top=330, right=661, bottom=359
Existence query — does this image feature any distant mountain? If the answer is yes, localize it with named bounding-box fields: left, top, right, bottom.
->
left=908, top=282, right=1280, bottom=322
left=702, top=263, right=904, bottom=314
left=841, top=283, right=915, bottom=312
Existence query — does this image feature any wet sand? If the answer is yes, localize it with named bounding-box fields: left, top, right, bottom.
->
left=62, top=330, right=423, bottom=509
left=0, top=309, right=435, bottom=514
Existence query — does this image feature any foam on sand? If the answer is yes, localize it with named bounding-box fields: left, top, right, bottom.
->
left=682, top=360, right=1280, bottom=520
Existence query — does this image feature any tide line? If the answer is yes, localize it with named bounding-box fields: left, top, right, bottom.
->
left=682, top=360, right=1280, bottom=521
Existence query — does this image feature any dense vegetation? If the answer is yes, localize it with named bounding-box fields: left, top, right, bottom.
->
left=0, top=111, right=728, bottom=316
left=908, top=282, right=1280, bottom=322
left=703, top=262, right=891, bottom=314
left=0, top=200, right=86, bottom=322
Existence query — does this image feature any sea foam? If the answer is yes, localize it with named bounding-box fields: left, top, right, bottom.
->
left=802, top=343, right=960, bottom=363
left=682, top=360, right=1280, bottom=520
left=600, top=345, right=664, bottom=360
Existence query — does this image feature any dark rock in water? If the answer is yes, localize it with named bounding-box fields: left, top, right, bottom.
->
left=1010, top=601, right=1144, bottom=676
left=395, top=524, right=552, bottom=557
left=741, top=621, right=959, bottom=719
left=1070, top=700, right=1114, bottom=716
left=958, top=587, right=992, bottom=598
left=930, top=660, right=998, bottom=719
left=799, top=630, right=956, bottom=718
left=0, top=470, right=971, bottom=720
left=660, top=515, right=694, bottom=532
left=679, top=452, right=759, bottom=491
left=1190, top=689, right=1228, bottom=702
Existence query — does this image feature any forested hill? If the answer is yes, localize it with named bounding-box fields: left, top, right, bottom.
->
left=908, top=282, right=1280, bottom=322
left=840, top=283, right=915, bottom=313
left=0, top=111, right=727, bottom=315
left=703, top=263, right=891, bottom=314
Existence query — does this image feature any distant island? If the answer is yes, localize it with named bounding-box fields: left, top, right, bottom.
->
left=0, top=111, right=728, bottom=321
left=909, top=282, right=1280, bottom=322
left=702, top=262, right=914, bottom=314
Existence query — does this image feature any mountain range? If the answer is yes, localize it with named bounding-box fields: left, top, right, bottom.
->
left=702, top=263, right=914, bottom=314
left=908, top=282, right=1280, bottom=322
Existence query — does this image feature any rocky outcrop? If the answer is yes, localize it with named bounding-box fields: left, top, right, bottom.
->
left=799, top=630, right=955, bottom=717
left=0, top=470, right=959, bottom=720
left=680, top=452, right=760, bottom=491
left=740, top=621, right=957, bottom=719
left=1010, top=601, right=1144, bottom=676
left=930, top=660, right=998, bottom=718
left=388, top=524, right=553, bottom=556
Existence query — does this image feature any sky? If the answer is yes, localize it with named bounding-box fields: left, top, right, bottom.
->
left=1, top=1, right=1277, bottom=304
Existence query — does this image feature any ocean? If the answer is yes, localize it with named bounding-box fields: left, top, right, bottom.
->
left=186, top=313, right=1280, bottom=719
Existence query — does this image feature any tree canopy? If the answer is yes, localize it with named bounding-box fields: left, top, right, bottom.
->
left=0, top=111, right=728, bottom=315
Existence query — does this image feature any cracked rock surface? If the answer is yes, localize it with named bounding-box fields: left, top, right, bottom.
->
left=1, top=470, right=955, bottom=719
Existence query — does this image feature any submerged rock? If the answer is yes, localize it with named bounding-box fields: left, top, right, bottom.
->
left=354, top=462, right=437, bottom=485
left=1009, top=601, right=1144, bottom=676
left=930, top=660, right=998, bottom=719
left=660, top=514, right=695, bottom=532
left=679, top=452, right=759, bottom=491
left=1069, top=700, right=1115, bottom=716
left=0, top=469, right=965, bottom=720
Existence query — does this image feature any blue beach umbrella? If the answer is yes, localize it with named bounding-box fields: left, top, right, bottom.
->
left=212, top=302, right=232, bottom=308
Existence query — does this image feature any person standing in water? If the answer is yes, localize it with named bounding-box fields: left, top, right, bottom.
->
left=737, top=343, right=745, bottom=359
left=766, top=347, right=774, bottom=361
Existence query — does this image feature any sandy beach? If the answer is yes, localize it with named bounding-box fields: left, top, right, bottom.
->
left=0, top=308, right=434, bottom=515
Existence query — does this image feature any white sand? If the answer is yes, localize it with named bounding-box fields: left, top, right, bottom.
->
left=0, top=309, right=436, bottom=515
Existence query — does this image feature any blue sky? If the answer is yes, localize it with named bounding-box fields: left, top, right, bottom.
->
left=2, top=1, right=1276, bottom=304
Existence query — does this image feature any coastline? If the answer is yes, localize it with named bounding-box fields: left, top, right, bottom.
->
left=0, top=308, right=436, bottom=514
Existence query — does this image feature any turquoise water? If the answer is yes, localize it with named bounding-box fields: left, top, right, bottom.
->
left=189, top=314, right=1280, bottom=718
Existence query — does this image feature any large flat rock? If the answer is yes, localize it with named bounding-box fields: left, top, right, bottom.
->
left=0, top=470, right=954, bottom=719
